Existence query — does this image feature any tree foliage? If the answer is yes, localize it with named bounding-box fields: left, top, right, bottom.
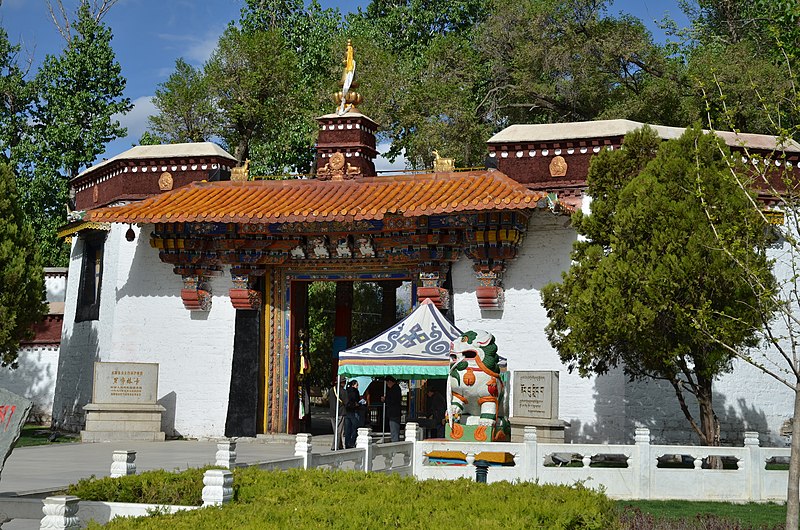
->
left=541, top=126, right=775, bottom=446
left=147, top=59, right=216, bottom=144
left=14, top=2, right=131, bottom=266
left=0, top=161, right=47, bottom=367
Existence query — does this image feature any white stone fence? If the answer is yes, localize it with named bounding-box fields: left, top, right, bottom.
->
left=4, top=424, right=793, bottom=528
left=412, top=427, right=792, bottom=502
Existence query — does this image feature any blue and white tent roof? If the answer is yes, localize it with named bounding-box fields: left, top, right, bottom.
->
left=337, top=299, right=462, bottom=379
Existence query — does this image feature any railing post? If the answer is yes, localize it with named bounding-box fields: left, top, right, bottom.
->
left=40, top=495, right=80, bottom=530
left=405, top=422, right=421, bottom=442
left=110, top=450, right=136, bottom=478
left=294, top=433, right=312, bottom=469
left=356, top=427, right=372, bottom=472
left=202, top=469, right=233, bottom=506
left=635, top=427, right=651, bottom=500
left=744, top=431, right=761, bottom=502
left=215, top=440, right=237, bottom=469
left=522, top=426, right=538, bottom=482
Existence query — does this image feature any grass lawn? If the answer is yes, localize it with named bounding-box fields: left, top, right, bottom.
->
left=617, top=499, right=787, bottom=529
left=14, top=424, right=78, bottom=448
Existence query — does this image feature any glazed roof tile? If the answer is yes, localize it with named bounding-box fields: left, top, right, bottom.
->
left=88, top=170, right=548, bottom=224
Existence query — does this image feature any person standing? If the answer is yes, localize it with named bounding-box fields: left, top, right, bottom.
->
left=381, top=376, right=402, bottom=442
left=344, top=380, right=361, bottom=448
left=329, top=377, right=346, bottom=450
left=425, top=387, right=448, bottom=439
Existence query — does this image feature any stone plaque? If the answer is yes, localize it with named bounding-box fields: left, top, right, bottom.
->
left=512, top=371, right=559, bottom=420
left=92, top=362, right=159, bottom=404
left=0, top=387, right=33, bottom=477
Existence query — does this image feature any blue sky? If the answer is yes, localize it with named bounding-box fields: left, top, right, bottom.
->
left=0, top=0, right=689, bottom=168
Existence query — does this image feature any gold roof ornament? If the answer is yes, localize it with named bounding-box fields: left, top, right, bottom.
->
left=433, top=150, right=455, bottom=173
left=231, top=159, right=250, bottom=182
left=333, top=39, right=363, bottom=115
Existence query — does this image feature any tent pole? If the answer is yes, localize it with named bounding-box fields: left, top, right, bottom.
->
left=382, top=378, right=387, bottom=443
left=334, top=377, right=340, bottom=451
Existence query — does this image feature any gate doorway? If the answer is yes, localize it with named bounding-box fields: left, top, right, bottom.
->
left=288, top=279, right=412, bottom=434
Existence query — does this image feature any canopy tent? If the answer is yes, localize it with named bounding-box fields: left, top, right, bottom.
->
left=337, top=298, right=462, bottom=379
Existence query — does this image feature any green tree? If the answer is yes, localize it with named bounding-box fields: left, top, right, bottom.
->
left=205, top=27, right=300, bottom=168
left=238, top=0, right=341, bottom=174
left=0, top=161, right=48, bottom=368
left=146, top=58, right=217, bottom=144
left=24, top=2, right=130, bottom=266
left=0, top=27, right=35, bottom=171
left=541, top=126, right=775, bottom=448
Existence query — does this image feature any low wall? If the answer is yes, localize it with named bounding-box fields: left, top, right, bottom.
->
left=11, top=424, right=793, bottom=527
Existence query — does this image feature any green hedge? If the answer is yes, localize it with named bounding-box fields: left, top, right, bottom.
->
left=82, top=467, right=619, bottom=529
left=66, top=467, right=213, bottom=506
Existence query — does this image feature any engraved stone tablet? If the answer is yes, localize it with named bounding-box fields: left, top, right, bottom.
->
left=0, top=388, right=33, bottom=477
left=92, top=362, right=159, bottom=404
left=512, top=371, right=559, bottom=420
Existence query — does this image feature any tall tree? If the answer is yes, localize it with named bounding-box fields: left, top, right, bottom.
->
left=25, top=2, right=130, bottom=266
left=204, top=26, right=300, bottom=168
left=147, top=58, right=217, bottom=144
left=0, top=28, right=34, bottom=171
left=0, top=161, right=47, bottom=368
left=541, top=126, right=775, bottom=449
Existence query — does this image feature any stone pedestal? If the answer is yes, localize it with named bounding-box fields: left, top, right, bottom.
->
left=81, top=403, right=165, bottom=442
left=509, top=417, right=568, bottom=443
left=81, top=362, right=165, bottom=442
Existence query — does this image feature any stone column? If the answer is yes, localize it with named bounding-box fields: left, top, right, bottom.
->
left=522, top=426, right=538, bottom=482
left=744, top=431, right=762, bottom=502
left=356, top=427, right=372, bottom=472
left=634, top=427, right=651, bottom=500
left=40, top=496, right=80, bottom=530
left=215, top=440, right=237, bottom=469
left=202, top=470, right=233, bottom=506
left=295, top=433, right=312, bottom=469
left=110, top=451, right=136, bottom=478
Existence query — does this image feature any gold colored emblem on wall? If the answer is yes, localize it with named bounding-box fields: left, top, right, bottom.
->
left=549, top=155, right=568, bottom=177
left=158, top=171, right=174, bottom=191
left=92, top=185, right=99, bottom=203
left=318, top=151, right=360, bottom=181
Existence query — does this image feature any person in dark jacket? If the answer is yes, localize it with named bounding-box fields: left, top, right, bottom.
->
left=344, top=380, right=361, bottom=448
left=425, top=387, right=448, bottom=438
left=381, top=376, right=402, bottom=442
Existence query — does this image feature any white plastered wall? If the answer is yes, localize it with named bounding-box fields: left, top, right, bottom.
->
left=451, top=203, right=795, bottom=446
left=54, top=224, right=237, bottom=438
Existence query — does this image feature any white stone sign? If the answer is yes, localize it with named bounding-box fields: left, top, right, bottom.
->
left=92, top=362, right=159, bottom=404
left=512, top=371, right=559, bottom=420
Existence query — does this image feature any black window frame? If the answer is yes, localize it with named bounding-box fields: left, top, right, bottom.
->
left=75, top=230, right=106, bottom=322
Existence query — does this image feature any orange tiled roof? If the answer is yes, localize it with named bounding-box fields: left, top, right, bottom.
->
left=88, top=170, right=548, bottom=224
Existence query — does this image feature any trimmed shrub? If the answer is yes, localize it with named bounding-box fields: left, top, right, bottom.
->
left=85, top=467, right=619, bottom=529
left=67, top=467, right=212, bottom=506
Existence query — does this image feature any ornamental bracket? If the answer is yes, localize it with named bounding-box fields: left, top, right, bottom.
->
left=181, top=275, right=212, bottom=311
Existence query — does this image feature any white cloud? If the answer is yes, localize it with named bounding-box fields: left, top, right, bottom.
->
left=114, top=95, right=156, bottom=143
left=374, top=142, right=407, bottom=173
left=157, top=29, right=221, bottom=65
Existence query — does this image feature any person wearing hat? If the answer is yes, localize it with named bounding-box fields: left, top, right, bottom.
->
left=381, top=376, right=402, bottom=442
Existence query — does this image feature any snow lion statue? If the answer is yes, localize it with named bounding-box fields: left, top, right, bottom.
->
left=447, top=329, right=509, bottom=442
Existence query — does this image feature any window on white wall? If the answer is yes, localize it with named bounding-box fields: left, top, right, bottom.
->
left=75, top=231, right=106, bottom=322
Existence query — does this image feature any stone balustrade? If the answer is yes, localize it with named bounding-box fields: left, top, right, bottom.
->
left=19, top=427, right=793, bottom=528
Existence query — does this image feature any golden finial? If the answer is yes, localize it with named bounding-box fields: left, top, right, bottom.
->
left=333, top=39, right=363, bottom=115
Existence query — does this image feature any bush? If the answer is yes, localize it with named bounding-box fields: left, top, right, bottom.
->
left=85, top=468, right=619, bottom=529
left=67, top=467, right=212, bottom=506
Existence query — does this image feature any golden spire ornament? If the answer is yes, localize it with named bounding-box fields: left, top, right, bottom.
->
left=333, top=39, right=363, bottom=115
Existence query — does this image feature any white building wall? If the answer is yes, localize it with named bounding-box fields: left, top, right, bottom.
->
left=1, top=346, right=59, bottom=422
left=54, top=224, right=237, bottom=438
left=452, top=209, right=795, bottom=446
